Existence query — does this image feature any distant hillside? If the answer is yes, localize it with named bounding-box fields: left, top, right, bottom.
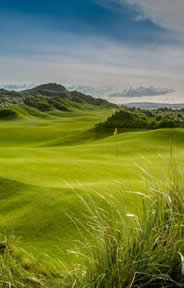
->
left=125, top=102, right=184, bottom=110
left=0, top=83, right=116, bottom=112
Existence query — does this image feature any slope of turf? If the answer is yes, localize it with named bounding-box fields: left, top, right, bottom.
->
left=0, top=105, right=184, bottom=266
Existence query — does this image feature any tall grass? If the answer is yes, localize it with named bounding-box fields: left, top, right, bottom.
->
left=0, top=236, right=64, bottom=288
left=2, top=158, right=184, bottom=287
left=65, top=159, right=184, bottom=287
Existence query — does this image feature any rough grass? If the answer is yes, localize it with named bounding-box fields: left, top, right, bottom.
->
left=0, top=235, right=63, bottom=288
left=62, top=158, right=184, bottom=287
left=2, top=158, right=184, bottom=287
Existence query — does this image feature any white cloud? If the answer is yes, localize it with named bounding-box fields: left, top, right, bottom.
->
left=97, top=0, right=184, bottom=36
left=110, top=87, right=174, bottom=98
left=0, top=33, right=184, bottom=104
left=0, top=82, right=36, bottom=91
left=66, top=84, right=113, bottom=97
left=124, top=0, right=184, bottom=35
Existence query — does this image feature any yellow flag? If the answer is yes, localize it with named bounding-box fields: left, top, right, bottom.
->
left=114, top=128, right=118, bottom=136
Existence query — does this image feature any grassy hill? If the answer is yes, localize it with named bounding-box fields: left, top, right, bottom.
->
left=0, top=103, right=184, bottom=257
left=0, top=90, right=184, bottom=286
left=97, top=107, right=184, bottom=131
left=0, top=83, right=115, bottom=112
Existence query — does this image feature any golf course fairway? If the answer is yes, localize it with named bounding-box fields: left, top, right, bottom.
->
left=0, top=105, right=183, bottom=265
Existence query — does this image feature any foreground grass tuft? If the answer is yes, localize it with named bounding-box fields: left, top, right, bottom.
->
left=0, top=236, right=65, bottom=288
left=2, top=159, right=184, bottom=287
left=65, top=160, right=184, bottom=287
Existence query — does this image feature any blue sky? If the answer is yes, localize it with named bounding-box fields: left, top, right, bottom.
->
left=0, top=0, right=167, bottom=49
left=0, top=0, right=184, bottom=103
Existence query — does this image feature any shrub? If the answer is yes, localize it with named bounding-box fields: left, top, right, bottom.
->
left=98, top=110, right=149, bottom=129
left=156, top=115, right=162, bottom=121
left=47, top=98, right=70, bottom=111
left=98, top=108, right=184, bottom=132
left=24, top=97, right=51, bottom=112
left=158, top=119, right=178, bottom=128
left=142, top=110, right=153, bottom=117
left=0, top=109, right=18, bottom=120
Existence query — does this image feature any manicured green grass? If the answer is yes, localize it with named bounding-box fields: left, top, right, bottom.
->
left=1, top=157, right=184, bottom=287
left=0, top=105, right=184, bottom=269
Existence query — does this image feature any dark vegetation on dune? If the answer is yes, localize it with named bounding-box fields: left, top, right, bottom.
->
left=0, top=83, right=115, bottom=113
left=97, top=107, right=184, bottom=130
left=0, top=108, right=18, bottom=120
